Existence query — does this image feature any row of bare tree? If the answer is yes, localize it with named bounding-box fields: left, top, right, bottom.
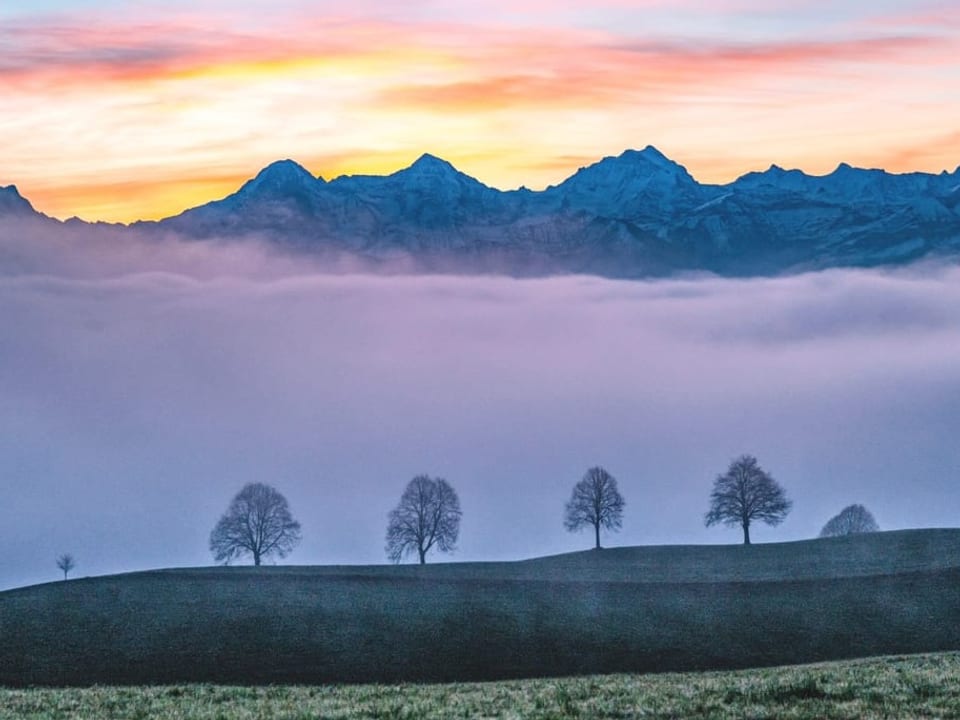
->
left=566, top=455, right=792, bottom=549
left=204, top=454, right=879, bottom=566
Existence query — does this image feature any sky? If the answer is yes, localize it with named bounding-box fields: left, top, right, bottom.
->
left=2, top=223, right=959, bottom=590
left=1, top=0, right=959, bottom=222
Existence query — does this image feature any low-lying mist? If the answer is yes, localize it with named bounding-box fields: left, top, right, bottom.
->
left=2, top=222, right=959, bottom=590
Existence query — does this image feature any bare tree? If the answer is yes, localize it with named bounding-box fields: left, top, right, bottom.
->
left=819, top=504, right=879, bottom=537
left=705, top=454, right=791, bottom=545
left=56, top=553, right=75, bottom=580
left=210, top=482, right=301, bottom=566
left=386, top=475, right=462, bottom=564
left=564, top=466, right=625, bottom=549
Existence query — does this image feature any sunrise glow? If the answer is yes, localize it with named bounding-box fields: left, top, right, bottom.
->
left=2, top=0, right=959, bottom=222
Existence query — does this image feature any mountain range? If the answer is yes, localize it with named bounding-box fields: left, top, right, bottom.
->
left=3, top=146, right=960, bottom=277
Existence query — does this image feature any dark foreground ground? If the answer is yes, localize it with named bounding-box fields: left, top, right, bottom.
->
left=3, top=653, right=959, bottom=719
left=2, top=529, right=959, bottom=685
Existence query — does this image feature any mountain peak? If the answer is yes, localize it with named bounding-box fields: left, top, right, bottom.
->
left=732, top=164, right=811, bottom=188
left=546, top=146, right=703, bottom=219
left=386, top=153, right=487, bottom=191
left=613, top=146, right=692, bottom=176
left=567, top=145, right=696, bottom=186
left=834, top=162, right=855, bottom=173
left=237, top=159, right=324, bottom=199
left=0, top=184, right=38, bottom=216
left=402, top=153, right=461, bottom=177
left=622, top=145, right=671, bottom=164
left=253, top=159, right=320, bottom=183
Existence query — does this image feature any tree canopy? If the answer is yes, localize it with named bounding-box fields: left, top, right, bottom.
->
left=705, top=454, right=791, bottom=545
left=209, top=482, right=301, bottom=566
left=56, top=553, right=75, bottom=580
left=820, top=504, right=879, bottom=537
left=386, top=475, right=462, bottom=564
left=564, top=466, right=625, bottom=549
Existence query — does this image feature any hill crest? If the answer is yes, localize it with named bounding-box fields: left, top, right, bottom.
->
left=5, top=528, right=958, bottom=595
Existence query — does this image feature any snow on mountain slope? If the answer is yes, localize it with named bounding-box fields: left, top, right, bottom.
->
left=325, top=153, right=518, bottom=234
left=4, top=150, right=960, bottom=277
left=541, top=146, right=713, bottom=220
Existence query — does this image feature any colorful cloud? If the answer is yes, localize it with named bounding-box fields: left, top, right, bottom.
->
left=1, top=1, right=958, bottom=222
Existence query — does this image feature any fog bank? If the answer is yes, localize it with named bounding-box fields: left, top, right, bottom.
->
left=2, top=226, right=959, bottom=589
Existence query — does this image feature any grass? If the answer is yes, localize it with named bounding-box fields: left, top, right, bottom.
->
left=2, top=529, right=960, bottom=685
left=3, top=653, right=960, bottom=719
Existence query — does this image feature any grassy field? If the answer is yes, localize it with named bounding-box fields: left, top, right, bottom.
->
left=3, top=653, right=960, bottom=719
left=2, top=529, right=959, bottom=686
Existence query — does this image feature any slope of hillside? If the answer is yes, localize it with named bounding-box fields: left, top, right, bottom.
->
left=2, top=529, right=958, bottom=686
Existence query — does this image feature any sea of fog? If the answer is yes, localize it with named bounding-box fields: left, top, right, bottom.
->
left=1, top=225, right=959, bottom=590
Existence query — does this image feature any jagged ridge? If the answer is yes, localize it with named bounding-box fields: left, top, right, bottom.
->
left=3, top=148, right=960, bottom=277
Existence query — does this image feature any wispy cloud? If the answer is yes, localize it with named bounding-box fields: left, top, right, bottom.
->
left=381, top=35, right=947, bottom=113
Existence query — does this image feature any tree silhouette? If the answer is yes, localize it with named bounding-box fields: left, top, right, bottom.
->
left=56, top=553, right=75, bottom=580
left=564, top=466, right=625, bottom=549
left=705, top=454, right=791, bottom=545
left=209, top=483, right=301, bottom=566
left=386, top=475, right=462, bottom=564
left=820, top=504, right=879, bottom=537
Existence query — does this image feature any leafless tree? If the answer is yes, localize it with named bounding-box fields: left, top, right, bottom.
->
left=705, top=454, right=791, bottom=545
left=56, top=553, right=75, bottom=580
left=819, top=504, right=879, bottom=537
left=386, top=475, right=462, bottom=564
left=564, top=466, right=625, bottom=549
left=209, top=482, right=301, bottom=566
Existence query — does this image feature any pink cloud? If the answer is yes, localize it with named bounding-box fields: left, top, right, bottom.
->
left=379, top=34, right=951, bottom=113
left=2, top=6, right=950, bottom=91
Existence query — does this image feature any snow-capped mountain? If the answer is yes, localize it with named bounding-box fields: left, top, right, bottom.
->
left=4, top=149, right=960, bottom=277
left=540, top=146, right=710, bottom=219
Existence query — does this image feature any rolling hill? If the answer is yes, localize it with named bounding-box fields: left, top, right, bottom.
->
left=1, top=529, right=959, bottom=686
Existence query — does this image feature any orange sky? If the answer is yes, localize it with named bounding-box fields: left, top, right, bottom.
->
left=2, top=1, right=959, bottom=222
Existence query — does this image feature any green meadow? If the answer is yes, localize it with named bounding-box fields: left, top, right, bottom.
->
left=3, top=653, right=960, bottom=719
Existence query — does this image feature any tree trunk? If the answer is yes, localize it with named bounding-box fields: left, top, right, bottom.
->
left=595, top=522, right=601, bottom=550
left=254, top=551, right=261, bottom=566
left=418, top=548, right=426, bottom=565
left=743, top=522, right=751, bottom=545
